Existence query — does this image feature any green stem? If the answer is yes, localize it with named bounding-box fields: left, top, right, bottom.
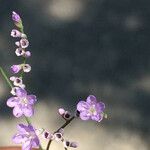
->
left=0, top=67, right=13, bottom=89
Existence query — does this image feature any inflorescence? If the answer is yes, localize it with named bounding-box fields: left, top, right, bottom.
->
left=0, top=11, right=107, bottom=150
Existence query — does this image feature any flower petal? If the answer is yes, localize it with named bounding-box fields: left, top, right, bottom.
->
left=12, top=134, right=24, bottom=144
left=17, top=124, right=29, bottom=133
left=77, top=101, right=89, bottom=111
left=32, top=138, right=40, bottom=148
left=23, top=105, right=34, bottom=117
left=22, top=140, right=32, bottom=150
left=27, top=95, right=37, bottom=105
left=86, top=95, right=97, bottom=104
left=80, top=111, right=90, bottom=120
left=16, top=88, right=27, bottom=98
left=7, top=97, right=19, bottom=107
left=13, top=105, right=23, bottom=117
left=96, top=102, right=105, bottom=112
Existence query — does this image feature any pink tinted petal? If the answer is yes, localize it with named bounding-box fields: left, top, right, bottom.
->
left=16, top=88, right=27, bottom=98
left=80, top=111, right=90, bottom=120
left=12, top=134, right=23, bottom=144
left=22, top=140, right=32, bottom=150
left=13, top=106, right=23, bottom=117
left=17, top=124, right=28, bottom=133
left=91, top=114, right=101, bottom=122
left=96, top=102, right=105, bottom=112
left=7, top=97, right=19, bottom=107
left=23, top=105, right=34, bottom=117
left=86, top=95, right=97, bottom=104
left=32, top=138, right=40, bottom=148
left=27, top=95, right=37, bottom=105
left=77, top=101, right=89, bottom=111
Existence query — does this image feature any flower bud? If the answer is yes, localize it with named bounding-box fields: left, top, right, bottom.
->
left=58, top=108, right=65, bottom=116
left=43, top=131, right=54, bottom=140
left=64, top=111, right=71, bottom=120
left=54, top=132, right=63, bottom=141
left=24, top=51, right=31, bottom=58
left=15, top=41, right=20, bottom=47
left=10, top=65, right=22, bottom=74
left=63, top=140, right=70, bottom=148
left=70, top=142, right=78, bottom=148
left=11, top=29, right=21, bottom=37
left=12, top=11, right=21, bottom=23
left=20, top=38, right=29, bottom=48
left=22, top=64, right=31, bottom=72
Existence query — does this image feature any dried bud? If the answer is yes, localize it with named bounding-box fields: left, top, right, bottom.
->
left=64, top=111, right=71, bottom=120
left=63, top=140, right=70, bottom=148
left=54, top=132, right=63, bottom=141
left=24, top=51, right=31, bottom=58
left=70, top=142, right=78, bottom=148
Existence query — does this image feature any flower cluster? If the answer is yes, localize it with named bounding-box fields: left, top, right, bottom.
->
left=0, top=11, right=107, bottom=150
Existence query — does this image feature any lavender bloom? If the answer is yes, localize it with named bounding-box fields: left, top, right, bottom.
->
left=77, top=95, right=105, bottom=122
left=10, top=64, right=22, bottom=74
left=7, top=88, right=37, bottom=117
left=12, top=11, right=21, bottom=23
left=13, top=124, right=39, bottom=150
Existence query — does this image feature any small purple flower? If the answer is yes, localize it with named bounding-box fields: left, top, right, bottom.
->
left=12, top=11, right=21, bottom=23
left=77, top=95, right=105, bottom=122
left=10, top=64, right=22, bottom=74
left=7, top=88, right=37, bottom=117
left=13, top=124, right=39, bottom=150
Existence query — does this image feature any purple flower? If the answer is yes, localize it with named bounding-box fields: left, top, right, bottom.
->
left=7, top=88, right=37, bottom=117
left=77, top=95, right=105, bottom=122
left=12, top=11, right=21, bottom=23
left=13, top=124, right=39, bottom=150
left=10, top=65, right=22, bottom=74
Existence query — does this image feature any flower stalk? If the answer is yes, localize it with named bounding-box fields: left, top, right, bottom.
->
left=46, top=116, right=75, bottom=150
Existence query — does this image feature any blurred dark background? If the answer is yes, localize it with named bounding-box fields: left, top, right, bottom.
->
left=0, top=0, right=150, bottom=149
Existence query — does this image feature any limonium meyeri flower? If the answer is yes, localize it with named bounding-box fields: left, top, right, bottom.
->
left=13, top=124, right=39, bottom=150
left=7, top=88, right=37, bottom=117
left=10, top=64, right=22, bottom=74
left=77, top=95, right=105, bottom=122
